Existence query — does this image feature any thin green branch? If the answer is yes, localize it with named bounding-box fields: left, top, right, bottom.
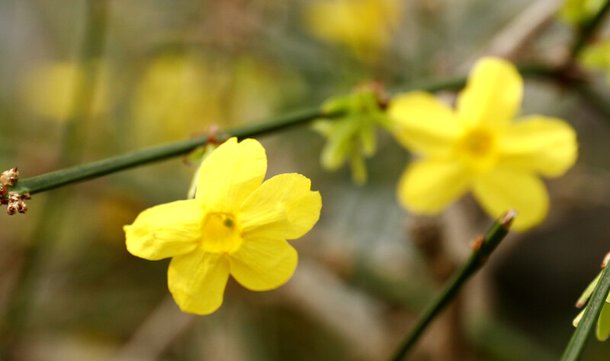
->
left=406, top=76, right=466, bottom=93
left=389, top=210, right=516, bottom=361
left=570, top=0, right=610, bottom=61
left=12, top=107, right=330, bottom=195
left=10, top=63, right=560, bottom=196
left=560, top=260, right=610, bottom=361
left=405, top=63, right=559, bottom=93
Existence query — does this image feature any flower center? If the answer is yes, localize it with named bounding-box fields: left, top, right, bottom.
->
left=457, top=129, right=497, bottom=171
left=200, top=212, right=242, bottom=253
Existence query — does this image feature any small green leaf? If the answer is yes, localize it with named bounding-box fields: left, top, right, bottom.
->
left=596, top=303, right=610, bottom=341
left=576, top=271, right=602, bottom=308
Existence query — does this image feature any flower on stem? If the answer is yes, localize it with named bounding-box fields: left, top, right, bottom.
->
left=124, top=138, right=322, bottom=315
left=313, top=84, right=388, bottom=184
left=559, top=0, right=605, bottom=25
left=388, top=57, right=578, bottom=230
left=573, top=253, right=610, bottom=341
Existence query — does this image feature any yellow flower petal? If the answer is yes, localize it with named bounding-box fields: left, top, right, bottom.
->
left=473, top=168, right=548, bottom=231
left=398, top=159, right=471, bottom=213
left=457, top=57, right=522, bottom=129
left=168, top=251, right=230, bottom=315
left=239, top=173, right=322, bottom=240
left=229, top=238, right=298, bottom=291
left=499, top=116, right=578, bottom=177
left=389, top=92, right=460, bottom=156
left=124, top=200, right=203, bottom=260
left=196, top=138, right=267, bottom=212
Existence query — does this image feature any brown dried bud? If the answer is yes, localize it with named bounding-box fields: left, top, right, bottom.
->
left=6, top=204, right=16, bottom=215
left=4, top=191, right=30, bottom=215
left=16, top=201, right=27, bottom=214
left=8, top=193, right=20, bottom=203
left=0, top=167, right=19, bottom=187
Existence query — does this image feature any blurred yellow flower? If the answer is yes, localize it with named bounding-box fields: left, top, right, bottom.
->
left=21, top=61, right=109, bottom=121
left=303, top=0, right=402, bottom=61
left=132, top=54, right=299, bottom=145
left=559, top=0, right=604, bottom=25
left=124, top=137, right=322, bottom=315
left=313, top=86, right=388, bottom=184
left=132, top=55, right=222, bottom=144
left=389, top=57, right=578, bottom=230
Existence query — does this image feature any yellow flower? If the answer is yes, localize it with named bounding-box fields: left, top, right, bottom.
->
left=124, top=138, right=322, bottom=315
left=131, top=55, right=291, bottom=145
left=131, top=55, right=222, bottom=144
left=389, top=57, right=578, bottom=230
left=21, top=61, right=110, bottom=121
left=559, top=0, right=604, bottom=25
left=303, top=0, right=402, bottom=61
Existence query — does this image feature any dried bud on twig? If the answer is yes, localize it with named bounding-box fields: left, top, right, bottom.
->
left=4, top=192, right=30, bottom=215
left=0, top=167, right=19, bottom=187
left=0, top=167, right=30, bottom=215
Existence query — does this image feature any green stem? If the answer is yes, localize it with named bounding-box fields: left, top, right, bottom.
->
left=569, top=0, right=610, bottom=61
left=389, top=210, right=516, bottom=361
left=10, top=63, right=559, bottom=196
left=560, top=261, right=610, bottom=361
left=404, top=63, right=559, bottom=93
left=12, top=107, right=330, bottom=195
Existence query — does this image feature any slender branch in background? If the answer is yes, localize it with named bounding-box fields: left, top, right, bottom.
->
left=0, top=0, right=108, bottom=357
left=60, top=0, right=108, bottom=166
left=560, top=256, right=610, bottom=361
left=389, top=210, right=516, bottom=361
left=518, top=63, right=564, bottom=81
left=406, top=76, right=466, bottom=93
left=569, top=0, right=610, bottom=62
